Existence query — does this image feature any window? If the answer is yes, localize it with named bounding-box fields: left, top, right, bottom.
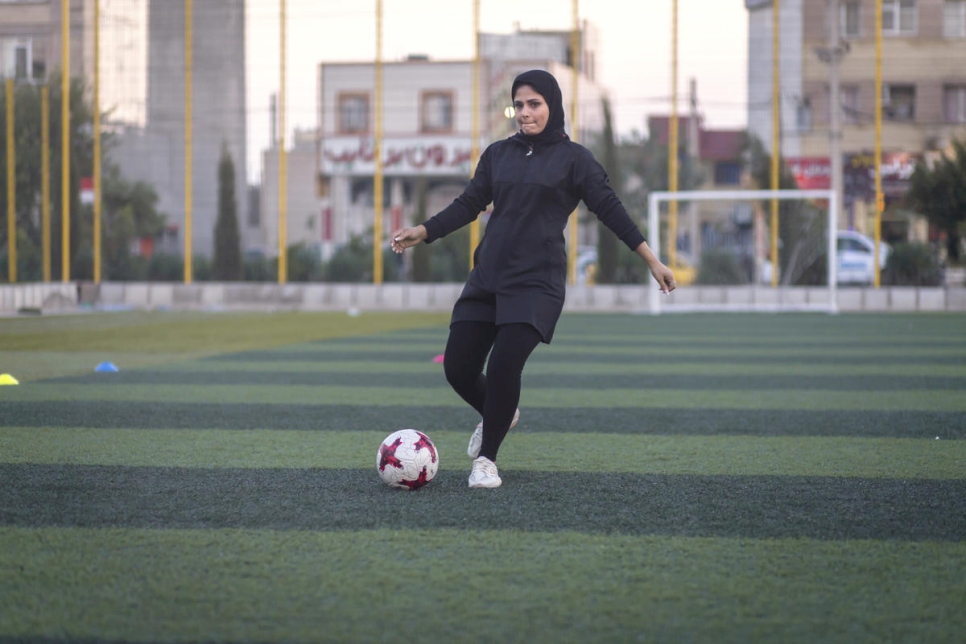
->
left=841, top=1, right=861, bottom=37
left=944, top=85, right=966, bottom=123
left=421, top=91, right=454, bottom=133
left=883, top=84, right=916, bottom=121
left=714, top=161, right=741, bottom=186
left=841, top=85, right=861, bottom=124
left=796, top=98, right=813, bottom=133
left=883, top=0, right=917, bottom=35
left=14, top=44, right=27, bottom=79
left=944, top=0, right=966, bottom=37
left=338, top=93, right=369, bottom=134
left=1, top=39, right=32, bottom=81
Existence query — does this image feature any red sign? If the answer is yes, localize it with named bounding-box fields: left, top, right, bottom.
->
left=785, top=157, right=831, bottom=190
left=80, top=176, right=94, bottom=204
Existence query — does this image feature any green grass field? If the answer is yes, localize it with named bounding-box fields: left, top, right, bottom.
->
left=1, top=310, right=964, bottom=643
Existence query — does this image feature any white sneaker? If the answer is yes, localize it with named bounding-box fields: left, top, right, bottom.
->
left=468, top=456, right=502, bottom=488
left=467, top=408, right=520, bottom=459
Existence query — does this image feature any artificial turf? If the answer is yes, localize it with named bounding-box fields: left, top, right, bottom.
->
left=1, top=310, right=964, bottom=642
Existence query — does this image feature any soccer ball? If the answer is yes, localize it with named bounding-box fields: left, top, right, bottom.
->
left=376, top=429, right=439, bottom=490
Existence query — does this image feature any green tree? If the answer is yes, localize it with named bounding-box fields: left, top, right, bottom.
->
left=0, top=73, right=93, bottom=281
left=595, top=97, right=620, bottom=283
left=744, top=134, right=827, bottom=285
left=0, top=71, right=166, bottom=282
left=213, top=143, right=242, bottom=280
left=905, top=140, right=966, bottom=263
left=94, top=165, right=166, bottom=280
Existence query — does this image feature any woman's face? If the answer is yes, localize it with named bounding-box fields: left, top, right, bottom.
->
left=513, top=85, right=550, bottom=136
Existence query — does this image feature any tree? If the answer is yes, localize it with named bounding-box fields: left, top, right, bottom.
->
left=93, top=164, right=165, bottom=280
left=594, top=97, right=620, bottom=283
left=213, top=143, right=242, bottom=280
left=744, top=134, right=827, bottom=285
left=905, top=139, right=966, bottom=263
left=0, top=73, right=93, bottom=281
left=0, top=71, right=167, bottom=282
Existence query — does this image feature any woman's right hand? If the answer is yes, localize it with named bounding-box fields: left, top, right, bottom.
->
left=390, top=225, right=427, bottom=254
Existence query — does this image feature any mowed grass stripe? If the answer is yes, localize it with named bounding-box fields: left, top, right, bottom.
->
left=5, top=383, right=963, bottom=411
left=143, top=358, right=966, bottom=378
left=206, top=347, right=966, bottom=369
left=209, top=341, right=966, bottom=360
left=3, top=464, right=964, bottom=541
left=3, top=428, right=963, bottom=479
left=4, top=402, right=964, bottom=438
left=347, top=333, right=966, bottom=349
left=2, top=527, right=964, bottom=643
left=40, top=370, right=966, bottom=392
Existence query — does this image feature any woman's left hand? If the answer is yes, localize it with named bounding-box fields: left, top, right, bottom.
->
left=651, top=263, right=676, bottom=294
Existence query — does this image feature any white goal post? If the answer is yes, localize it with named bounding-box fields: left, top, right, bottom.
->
left=646, top=189, right=838, bottom=314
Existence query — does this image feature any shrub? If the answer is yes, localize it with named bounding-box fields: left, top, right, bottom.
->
left=696, top=250, right=748, bottom=285
left=882, top=242, right=942, bottom=286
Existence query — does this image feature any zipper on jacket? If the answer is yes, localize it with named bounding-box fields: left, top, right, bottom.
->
left=525, top=144, right=533, bottom=157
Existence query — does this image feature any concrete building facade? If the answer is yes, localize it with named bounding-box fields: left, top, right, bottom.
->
left=747, top=0, right=966, bottom=158
left=257, top=26, right=608, bottom=261
left=0, top=0, right=249, bottom=260
left=746, top=0, right=966, bottom=237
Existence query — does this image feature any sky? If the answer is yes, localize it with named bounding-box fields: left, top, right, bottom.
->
left=245, top=0, right=749, bottom=180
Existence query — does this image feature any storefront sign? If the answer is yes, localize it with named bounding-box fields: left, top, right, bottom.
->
left=322, top=137, right=475, bottom=176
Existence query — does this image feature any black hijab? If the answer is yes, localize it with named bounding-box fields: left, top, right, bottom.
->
left=511, top=69, right=568, bottom=146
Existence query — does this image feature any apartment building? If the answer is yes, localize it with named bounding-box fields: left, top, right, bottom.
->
left=746, top=0, right=966, bottom=234
left=259, top=26, right=607, bottom=259
left=0, top=0, right=249, bottom=259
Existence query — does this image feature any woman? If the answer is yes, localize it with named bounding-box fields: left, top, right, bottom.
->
left=391, top=69, right=675, bottom=489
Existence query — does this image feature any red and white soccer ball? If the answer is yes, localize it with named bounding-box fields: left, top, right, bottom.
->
left=376, top=429, right=439, bottom=490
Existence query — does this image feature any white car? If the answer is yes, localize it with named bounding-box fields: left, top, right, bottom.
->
left=761, top=231, right=890, bottom=286
left=836, top=230, right=891, bottom=285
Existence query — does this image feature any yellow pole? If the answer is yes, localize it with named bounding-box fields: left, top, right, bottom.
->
left=770, top=0, right=780, bottom=287
left=873, top=0, right=883, bottom=288
left=5, top=79, right=14, bottom=283
left=278, top=0, right=288, bottom=284
left=567, top=0, right=579, bottom=285
left=93, top=0, right=101, bottom=283
left=373, top=0, right=384, bottom=284
left=42, top=87, right=50, bottom=282
left=469, top=0, right=480, bottom=270
left=668, top=0, right=678, bottom=271
left=183, top=0, right=193, bottom=284
left=61, top=0, right=70, bottom=283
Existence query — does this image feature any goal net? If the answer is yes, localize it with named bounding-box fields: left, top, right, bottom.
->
left=646, top=189, right=839, bottom=314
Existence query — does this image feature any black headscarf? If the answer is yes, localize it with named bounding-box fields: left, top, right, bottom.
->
left=511, top=69, right=568, bottom=145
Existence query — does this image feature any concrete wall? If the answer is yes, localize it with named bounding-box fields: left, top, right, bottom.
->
left=3, top=282, right=964, bottom=315
left=0, top=283, right=78, bottom=313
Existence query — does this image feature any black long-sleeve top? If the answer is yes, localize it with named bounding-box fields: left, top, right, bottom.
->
left=422, top=133, right=646, bottom=300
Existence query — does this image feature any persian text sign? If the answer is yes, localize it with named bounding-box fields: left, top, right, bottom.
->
left=322, top=137, right=475, bottom=176
left=844, top=152, right=921, bottom=203
left=786, top=157, right=831, bottom=190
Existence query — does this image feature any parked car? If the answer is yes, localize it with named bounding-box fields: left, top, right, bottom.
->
left=761, top=230, right=891, bottom=286
left=836, top=230, right=891, bottom=285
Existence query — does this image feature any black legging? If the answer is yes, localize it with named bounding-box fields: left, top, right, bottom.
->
left=443, top=321, right=543, bottom=462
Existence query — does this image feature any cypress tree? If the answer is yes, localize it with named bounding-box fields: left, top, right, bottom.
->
left=213, top=143, right=242, bottom=280
left=596, top=97, right=620, bottom=283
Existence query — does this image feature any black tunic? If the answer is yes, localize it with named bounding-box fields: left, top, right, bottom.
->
left=421, top=132, right=646, bottom=343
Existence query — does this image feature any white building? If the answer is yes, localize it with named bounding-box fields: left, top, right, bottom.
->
left=257, top=25, right=608, bottom=260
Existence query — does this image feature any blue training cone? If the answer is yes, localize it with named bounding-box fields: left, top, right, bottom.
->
left=94, top=361, right=119, bottom=373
